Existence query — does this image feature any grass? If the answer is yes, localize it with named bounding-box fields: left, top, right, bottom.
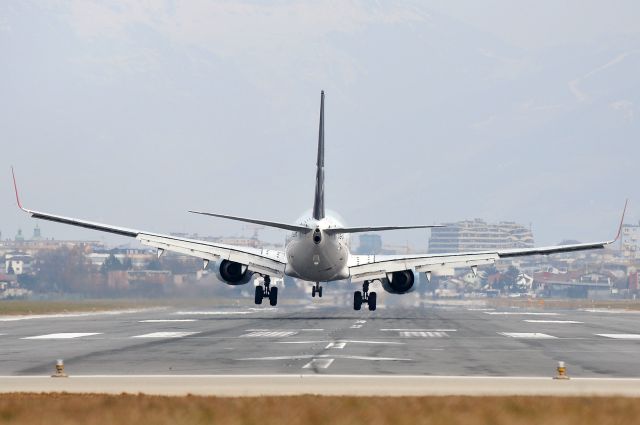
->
left=0, top=394, right=638, bottom=425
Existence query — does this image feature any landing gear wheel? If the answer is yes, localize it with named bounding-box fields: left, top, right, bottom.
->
left=368, top=291, right=377, bottom=311
left=269, top=286, right=278, bottom=306
left=354, top=291, right=362, bottom=311
left=318, top=287, right=323, bottom=298
left=312, top=286, right=317, bottom=297
left=255, top=286, right=264, bottom=305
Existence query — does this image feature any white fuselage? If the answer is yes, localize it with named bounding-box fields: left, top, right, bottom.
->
left=284, top=215, right=350, bottom=282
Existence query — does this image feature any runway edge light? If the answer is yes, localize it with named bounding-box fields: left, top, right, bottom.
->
left=51, top=359, right=68, bottom=378
left=554, top=361, right=570, bottom=380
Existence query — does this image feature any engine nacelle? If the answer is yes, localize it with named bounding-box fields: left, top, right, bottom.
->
left=381, top=270, right=415, bottom=294
left=217, top=260, right=253, bottom=285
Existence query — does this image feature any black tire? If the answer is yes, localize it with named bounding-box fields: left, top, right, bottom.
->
left=354, top=291, right=362, bottom=311
left=255, top=286, right=264, bottom=304
left=312, top=286, right=316, bottom=297
left=318, top=287, right=323, bottom=298
left=269, top=286, right=278, bottom=306
left=368, top=291, right=377, bottom=311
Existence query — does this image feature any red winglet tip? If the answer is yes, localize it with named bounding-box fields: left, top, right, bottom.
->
left=11, top=166, right=24, bottom=210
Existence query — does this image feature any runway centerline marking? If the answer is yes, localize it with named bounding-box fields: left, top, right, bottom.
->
left=326, top=342, right=346, bottom=349
left=499, top=332, right=557, bottom=339
left=139, top=319, right=198, bottom=323
left=244, top=329, right=323, bottom=332
left=303, top=358, right=334, bottom=369
left=239, top=355, right=411, bottom=361
left=132, top=332, right=200, bottom=338
left=242, top=331, right=297, bottom=338
left=485, top=312, right=560, bottom=316
left=22, top=333, right=102, bottom=340
left=523, top=320, right=583, bottom=324
left=596, top=334, right=640, bottom=339
left=400, top=331, right=449, bottom=338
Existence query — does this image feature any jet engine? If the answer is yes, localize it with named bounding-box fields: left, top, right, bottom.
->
left=381, top=270, right=415, bottom=294
left=217, top=260, right=253, bottom=285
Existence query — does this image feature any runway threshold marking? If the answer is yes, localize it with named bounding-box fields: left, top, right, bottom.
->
left=596, top=334, right=640, bottom=339
left=499, top=332, right=557, bottom=339
left=242, top=331, right=297, bottom=338
left=303, top=358, right=334, bottom=369
left=132, top=332, right=200, bottom=338
left=22, top=333, right=102, bottom=340
left=523, top=320, right=583, bottom=324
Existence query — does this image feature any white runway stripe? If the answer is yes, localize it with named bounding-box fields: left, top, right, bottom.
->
left=524, top=320, right=583, bottom=324
left=139, top=319, right=198, bottom=323
left=596, top=334, right=640, bottom=339
left=174, top=311, right=255, bottom=315
left=22, top=333, right=102, bottom=340
left=499, top=332, right=557, bottom=339
left=485, top=312, right=560, bottom=316
left=325, top=342, right=346, bottom=349
left=132, top=332, right=200, bottom=338
left=381, top=329, right=457, bottom=332
left=303, top=358, right=334, bottom=369
left=242, top=331, right=297, bottom=338
left=400, top=331, right=449, bottom=338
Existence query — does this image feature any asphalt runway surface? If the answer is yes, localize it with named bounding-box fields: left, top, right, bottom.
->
left=1, top=299, right=640, bottom=394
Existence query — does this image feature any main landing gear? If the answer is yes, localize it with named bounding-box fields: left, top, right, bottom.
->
left=311, top=282, right=323, bottom=298
left=354, top=280, right=376, bottom=311
left=255, top=275, right=278, bottom=306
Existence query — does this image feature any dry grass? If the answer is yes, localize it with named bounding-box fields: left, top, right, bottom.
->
left=486, top=297, right=640, bottom=311
left=0, top=394, right=638, bottom=425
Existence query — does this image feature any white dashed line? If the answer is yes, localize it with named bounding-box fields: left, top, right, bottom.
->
left=400, top=331, right=449, bottom=338
left=132, top=332, right=200, bottom=338
left=485, top=312, right=560, bottom=316
left=302, top=358, right=335, bottom=369
left=499, top=332, right=557, bottom=339
left=325, top=342, right=346, bottom=349
left=242, top=331, right=298, bottom=338
left=524, top=320, right=583, bottom=324
left=244, top=329, right=323, bottom=332
left=596, top=334, right=640, bottom=339
left=139, top=319, right=198, bottom=323
left=22, top=333, right=102, bottom=340
left=381, top=329, right=457, bottom=332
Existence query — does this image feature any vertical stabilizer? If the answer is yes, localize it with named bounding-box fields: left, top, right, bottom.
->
left=312, top=91, right=325, bottom=220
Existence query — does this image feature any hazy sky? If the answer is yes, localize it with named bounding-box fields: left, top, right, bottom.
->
left=1, top=0, right=639, bottom=249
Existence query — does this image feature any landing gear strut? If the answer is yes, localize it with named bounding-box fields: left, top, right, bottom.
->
left=354, top=280, right=376, bottom=311
left=311, top=282, right=323, bottom=298
left=255, top=275, right=278, bottom=306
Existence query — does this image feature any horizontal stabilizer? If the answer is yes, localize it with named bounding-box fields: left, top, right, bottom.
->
left=324, top=224, right=445, bottom=235
left=188, top=210, right=312, bottom=233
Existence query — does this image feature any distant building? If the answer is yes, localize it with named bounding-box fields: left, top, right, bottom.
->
left=428, top=219, right=534, bottom=253
left=621, top=222, right=640, bottom=259
left=5, top=252, right=33, bottom=275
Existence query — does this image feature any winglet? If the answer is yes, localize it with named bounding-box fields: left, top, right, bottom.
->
left=613, top=199, right=629, bottom=242
left=11, top=166, right=25, bottom=211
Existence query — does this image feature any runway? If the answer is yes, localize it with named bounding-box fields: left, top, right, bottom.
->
left=1, top=299, right=640, bottom=395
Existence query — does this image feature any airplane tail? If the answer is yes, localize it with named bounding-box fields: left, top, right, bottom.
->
left=312, top=90, right=325, bottom=220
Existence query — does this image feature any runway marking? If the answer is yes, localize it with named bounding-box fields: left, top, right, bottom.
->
left=139, top=319, right=198, bottom=323
left=467, top=308, right=495, bottom=311
left=132, top=332, right=200, bottom=338
left=400, top=331, right=449, bottom=338
left=381, top=329, right=457, bottom=332
left=22, top=332, right=102, bottom=340
left=350, top=325, right=363, bottom=328
left=485, top=312, right=560, bottom=316
left=596, top=334, right=640, bottom=339
left=242, top=331, right=297, bottom=338
left=277, top=340, right=405, bottom=346
left=239, top=355, right=411, bottom=361
left=325, top=342, right=346, bottom=349
left=244, top=329, right=323, bottom=332
left=524, top=320, right=583, bottom=324
left=499, top=332, right=557, bottom=339
left=0, top=309, right=156, bottom=322
left=174, top=311, right=256, bottom=315
left=356, top=320, right=367, bottom=324
left=303, top=358, right=334, bottom=369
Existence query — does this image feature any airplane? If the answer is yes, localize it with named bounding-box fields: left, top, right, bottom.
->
left=12, top=91, right=628, bottom=311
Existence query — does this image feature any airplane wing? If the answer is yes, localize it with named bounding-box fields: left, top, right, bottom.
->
left=11, top=169, right=286, bottom=278
left=349, top=201, right=627, bottom=282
